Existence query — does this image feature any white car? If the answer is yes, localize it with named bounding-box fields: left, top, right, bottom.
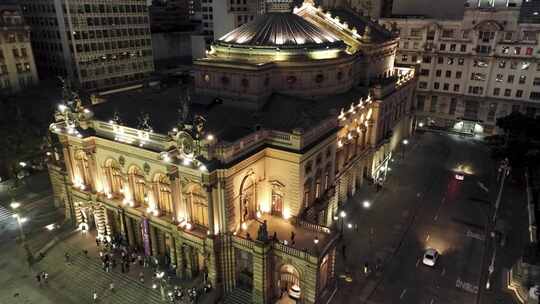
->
left=422, top=248, right=439, bottom=267
left=288, top=284, right=301, bottom=300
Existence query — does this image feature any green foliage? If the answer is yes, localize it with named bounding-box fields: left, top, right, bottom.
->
left=494, top=112, right=540, bottom=168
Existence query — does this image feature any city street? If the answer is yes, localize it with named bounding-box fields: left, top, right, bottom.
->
left=333, top=131, right=525, bottom=304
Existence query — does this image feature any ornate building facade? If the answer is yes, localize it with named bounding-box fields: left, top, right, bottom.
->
left=47, top=1, right=416, bottom=303
left=381, top=0, right=540, bottom=134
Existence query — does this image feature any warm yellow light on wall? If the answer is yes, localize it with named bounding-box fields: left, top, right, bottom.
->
left=308, top=49, right=340, bottom=60
left=283, top=208, right=291, bottom=220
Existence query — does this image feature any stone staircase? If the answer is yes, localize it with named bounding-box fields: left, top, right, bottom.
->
left=37, top=241, right=163, bottom=304
left=224, top=288, right=252, bottom=304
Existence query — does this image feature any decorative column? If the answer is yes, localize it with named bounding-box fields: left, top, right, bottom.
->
left=125, top=216, right=135, bottom=247
left=252, top=242, right=272, bottom=304
left=205, top=184, right=215, bottom=235
left=184, top=245, right=193, bottom=279
left=175, top=241, right=185, bottom=279
left=149, top=224, right=158, bottom=257
left=169, top=173, right=179, bottom=221
left=367, top=119, right=375, bottom=148
left=84, top=147, right=98, bottom=191
left=216, top=180, right=227, bottom=235
left=119, top=209, right=128, bottom=244
left=168, top=234, right=176, bottom=269
left=61, top=144, right=75, bottom=182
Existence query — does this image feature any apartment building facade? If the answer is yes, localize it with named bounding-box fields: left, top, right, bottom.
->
left=382, top=0, right=540, bottom=134
left=0, top=6, right=39, bottom=94
left=20, top=0, right=154, bottom=93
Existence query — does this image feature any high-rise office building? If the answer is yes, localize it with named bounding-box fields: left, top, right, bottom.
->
left=21, top=0, right=154, bottom=93
left=0, top=4, right=39, bottom=94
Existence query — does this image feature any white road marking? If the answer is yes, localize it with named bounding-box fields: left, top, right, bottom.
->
left=466, top=230, right=485, bottom=241
left=400, top=289, right=407, bottom=299
left=477, top=181, right=489, bottom=193
left=441, top=268, right=446, bottom=276
left=433, top=197, right=446, bottom=221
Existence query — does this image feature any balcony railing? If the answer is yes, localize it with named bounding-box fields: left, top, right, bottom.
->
left=212, top=118, right=338, bottom=163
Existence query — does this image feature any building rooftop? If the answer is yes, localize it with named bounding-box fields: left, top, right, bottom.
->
left=217, top=12, right=344, bottom=50
left=90, top=86, right=369, bottom=144
left=519, top=0, right=540, bottom=23
left=390, top=0, right=522, bottom=20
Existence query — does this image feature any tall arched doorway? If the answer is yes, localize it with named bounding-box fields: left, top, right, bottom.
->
left=239, top=173, right=257, bottom=223
left=277, top=264, right=301, bottom=300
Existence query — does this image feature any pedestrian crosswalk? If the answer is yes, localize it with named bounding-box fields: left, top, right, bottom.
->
left=0, top=205, right=14, bottom=223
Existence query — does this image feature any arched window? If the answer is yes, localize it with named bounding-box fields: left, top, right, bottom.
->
left=239, top=174, right=257, bottom=223
left=103, top=159, right=123, bottom=196
left=185, top=184, right=208, bottom=227
left=74, top=150, right=91, bottom=188
left=154, top=174, right=172, bottom=214
left=128, top=166, right=146, bottom=207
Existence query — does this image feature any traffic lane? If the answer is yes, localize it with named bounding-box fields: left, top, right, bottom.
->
left=369, top=169, right=454, bottom=301
left=370, top=135, right=490, bottom=303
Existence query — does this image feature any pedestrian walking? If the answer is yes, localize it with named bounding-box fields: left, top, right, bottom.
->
left=43, top=272, right=49, bottom=284
left=83, top=249, right=88, bottom=258
left=341, top=244, right=347, bottom=261
left=139, top=271, right=144, bottom=284
left=290, top=231, right=295, bottom=245
left=138, top=255, right=143, bottom=267
left=92, top=291, right=98, bottom=302
left=36, top=273, right=41, bottom=286
left=109, top=282, right=115, bottom=292
left=96, top=237, right=101, bottom=248
left=121, top=262, right=125, bottom=273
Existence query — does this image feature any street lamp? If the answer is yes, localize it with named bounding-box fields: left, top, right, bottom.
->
left=493, top=158, right=511, bottom=222
left=401, top=139, right=409, bottom=159
left=339, top=211, right=347, bottom=234
left=362, top=201, right=371, bottom=209
left=12, top=213, right=32, bottom=265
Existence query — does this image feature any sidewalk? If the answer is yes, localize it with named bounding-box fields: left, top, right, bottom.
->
left=332, top=139, right=424, bottom=303
left=33, top=231, right=218, bottom=304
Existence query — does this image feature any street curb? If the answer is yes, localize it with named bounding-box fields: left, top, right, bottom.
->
left=34, top=228, right=78, bottom=261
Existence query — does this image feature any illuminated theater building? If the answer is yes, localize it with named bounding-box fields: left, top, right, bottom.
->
left=47, top=0, right=416, bottom=303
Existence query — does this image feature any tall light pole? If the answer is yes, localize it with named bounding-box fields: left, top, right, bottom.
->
left=493, top=158, right=510, bottom=223
left=339, top=210, right=347, bottom=234
left=402, top=139, right=409, bottom=159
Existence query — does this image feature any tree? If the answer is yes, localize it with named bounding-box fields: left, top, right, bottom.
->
left=494, top=112, right=540, bottom=168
